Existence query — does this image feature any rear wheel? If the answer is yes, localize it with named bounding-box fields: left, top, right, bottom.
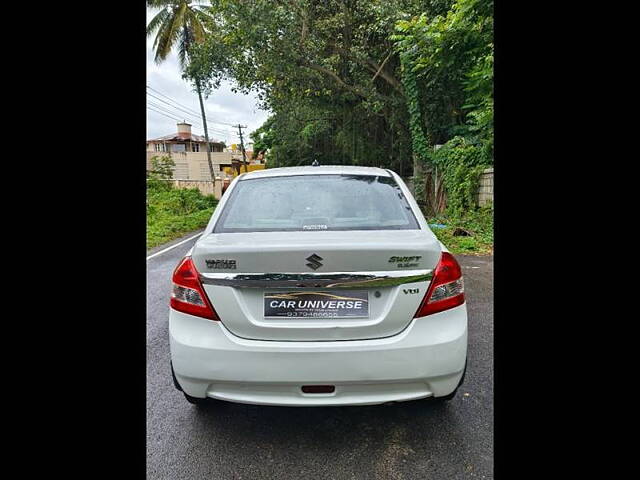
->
left=172, top=362, right=210, bottom=406
left=433, top=389, right=458, bottom=402
left=171, top=363, right=182, bottom=391
left=432, top=358, right=467, bottom=402
left=183, top=392, right=209, bottom=405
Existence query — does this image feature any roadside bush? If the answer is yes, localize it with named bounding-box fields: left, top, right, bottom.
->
left=426, top=203, right=493, bottom=255
left=148, top=155, right=175, bottom=180
left=148, top=187, right=215, bottom=215
left=146, top=177, right=173, bottom=193
left=147, top=181, right=218, bottom=249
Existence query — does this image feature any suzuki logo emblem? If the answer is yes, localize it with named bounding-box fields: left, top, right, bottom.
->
left=305, top=253, right=323, bottom=270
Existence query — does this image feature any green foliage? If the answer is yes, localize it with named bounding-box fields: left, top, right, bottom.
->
left=399, top=51, right=432, bottom=165
left=392, top=0, right=493, bottom=214
left=249, top=116, right=279, bottom=164
left=148, top=155, right=175, bottom=180
left=146, top=0, right=212, bottom=70
left=146, top=181, right=218, bottom=249
left=432, top=136, right=490, bottom=214
left=184, top=0, right=492, bottom=227
left=188, top=0, right=432, bottom=174
left=426, top=204, right=493, bottom=254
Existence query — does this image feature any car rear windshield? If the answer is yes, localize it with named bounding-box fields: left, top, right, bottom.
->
left=213, top=174, right=420, bottom=233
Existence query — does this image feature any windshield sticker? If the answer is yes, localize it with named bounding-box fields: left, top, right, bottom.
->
left=302, top=224, right=328, bottom=230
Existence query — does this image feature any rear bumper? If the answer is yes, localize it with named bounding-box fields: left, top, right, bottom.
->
left=169, top=304, right=467, bottom=406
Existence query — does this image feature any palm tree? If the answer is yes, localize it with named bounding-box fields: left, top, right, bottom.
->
left=147, top=0, right=217, bottom=188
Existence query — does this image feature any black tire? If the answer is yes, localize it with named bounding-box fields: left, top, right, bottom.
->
left=433, top=389, right=458, bottom=402
left=171, top=363, right=182, bottom=392
left=183, top=392, right=209, bottom=405
left=432, top=358, right=467, bottom=402
left=172, top=363, right=209, bottom=406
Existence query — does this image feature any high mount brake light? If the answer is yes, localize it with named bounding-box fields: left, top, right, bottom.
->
left=414, top=252, right=465, bottom=318
left=170, top=257, right=219, bottom=321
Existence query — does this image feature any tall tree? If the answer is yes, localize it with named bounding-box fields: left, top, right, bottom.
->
left=186, top=0, right=492, bottom=213
left=146, top=0, right=217, bottom=188
left=188, top=0, right=450, bottom=174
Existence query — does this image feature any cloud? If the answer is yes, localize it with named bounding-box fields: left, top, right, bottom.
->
left=146, top=8, right=269, bottom=146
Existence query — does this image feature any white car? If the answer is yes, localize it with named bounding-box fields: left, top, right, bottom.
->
left=169, top=165, right=467, bottom=407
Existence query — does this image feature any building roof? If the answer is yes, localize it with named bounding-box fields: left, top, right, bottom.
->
left=148, top=133, right=225, bottom=144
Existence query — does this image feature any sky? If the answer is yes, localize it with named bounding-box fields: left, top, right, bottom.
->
left=146, top=8, right=269, bottom=147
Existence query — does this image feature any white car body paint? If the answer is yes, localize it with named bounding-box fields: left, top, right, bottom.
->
left=170, top=166, right=468, bottom=406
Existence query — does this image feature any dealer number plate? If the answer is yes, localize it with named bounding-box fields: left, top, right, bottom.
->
left=264, top=290, right=369, bottom=318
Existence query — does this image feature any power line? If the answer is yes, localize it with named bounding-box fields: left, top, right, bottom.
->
left=146, top=84, right=237, bottom=127
left=147, top=100, right=202, bottom=127
left=147, top=93, right=205, bottom=124
left=209, top=127, right=231, bottom=136
left=195, top=123, right=230, bottom=137
left=147, top=94, right=233, bottom=137
left=147, top=85, right=234, bottom=126
left=147, top=100, right=199, bottom=123
left=147, top=100, right=228, bottom=135
left=147, top=85, right=202, bottom=117
left=147, top=106, right=183, bottom=122
left=147, top=107, right=229, bottom=142
left=146, top=85, right=239, bottom=143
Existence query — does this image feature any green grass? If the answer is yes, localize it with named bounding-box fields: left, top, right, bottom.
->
left=147, top=180, right=218, bottom=249
left=425, top=204, right=493, bottom=255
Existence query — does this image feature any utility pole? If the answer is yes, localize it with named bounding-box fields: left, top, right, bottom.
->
left=196, top=80, right=216, bottom=189
left=234, top=124, right=248, bottom=172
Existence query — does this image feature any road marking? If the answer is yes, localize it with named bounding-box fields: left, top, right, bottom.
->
left=146, top=233, right=203, bottom=261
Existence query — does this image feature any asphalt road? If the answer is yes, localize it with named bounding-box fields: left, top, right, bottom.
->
left=147, top=232, right=493, bottom=479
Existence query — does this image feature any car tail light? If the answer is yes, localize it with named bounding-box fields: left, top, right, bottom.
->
left=414, top=252, right=465, bottom=318
left=170, top=257, right=219, bottom=320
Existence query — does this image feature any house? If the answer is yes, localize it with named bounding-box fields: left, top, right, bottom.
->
left=146, top=122, right=236, bottom=180
left=222, top=142, right=266, bottom=177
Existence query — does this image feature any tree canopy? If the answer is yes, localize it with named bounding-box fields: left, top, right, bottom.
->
left=147, top=0, right=212, bottom=69
left=187, top=0, right=493, bottom=200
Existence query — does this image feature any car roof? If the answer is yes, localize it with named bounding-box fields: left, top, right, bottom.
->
left=238, top=165, right=393, bottom=180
